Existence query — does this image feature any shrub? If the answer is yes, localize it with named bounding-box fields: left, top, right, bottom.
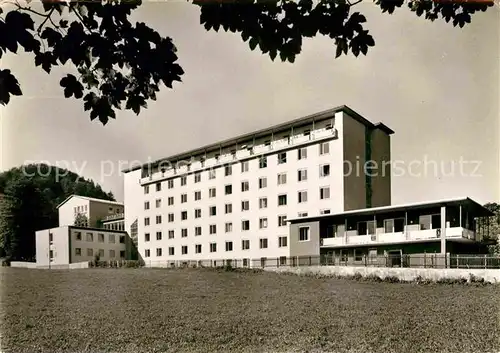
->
left=383, top=275, right=400, bottom=283
left=365, top=273, right=383, bottom=282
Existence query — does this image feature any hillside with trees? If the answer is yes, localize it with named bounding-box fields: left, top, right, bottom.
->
left=0, top=164, right=114, bottom=261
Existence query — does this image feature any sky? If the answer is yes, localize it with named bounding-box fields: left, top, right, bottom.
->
left=0, top=2, right=499, bottom=205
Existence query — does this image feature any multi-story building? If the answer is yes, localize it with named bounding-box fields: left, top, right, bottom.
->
left=288, top=197, right=493, bottom=267
left=35, top=226, right=129, bottom=268
left=57, top=195, right=124, bottom=228
left=35, top=195, right=134, bottom=268
left=122, top=105, right=394, bottom=266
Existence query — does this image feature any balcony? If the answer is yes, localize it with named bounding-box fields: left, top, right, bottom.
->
left=102, top=213, right=125, bottom=222
left=140, top=126, right=338, bottom=185
left=321, top=227, right=477, bottom=247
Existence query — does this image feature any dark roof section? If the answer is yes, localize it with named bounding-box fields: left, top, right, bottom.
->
left=288, top=197, right=493, bottom=224
left=122, top=105, right=394, bottom=173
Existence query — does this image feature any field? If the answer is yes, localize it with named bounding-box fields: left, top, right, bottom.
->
left=1, top=268, right=499, bottom=353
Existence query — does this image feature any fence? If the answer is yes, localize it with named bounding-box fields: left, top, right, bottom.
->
left=142, top=254, right=500, bottom=270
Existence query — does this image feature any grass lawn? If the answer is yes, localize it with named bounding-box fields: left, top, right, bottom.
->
left=1, top=268, right=499, bottom=353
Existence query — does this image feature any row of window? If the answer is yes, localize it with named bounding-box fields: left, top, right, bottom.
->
left=144, top=191, right=330, bottom=226
left=143, top=235, right=293, bottom=257
left=74, top=248, right=126, bottom=258
left=144, top=168, right=331, bottom=210
left=144, top=144, right=331, bottom=194
left=74, top=205, right=88, bottom=214
left=102, top=222, right=125, bottom=231
left=74, top=232, right=125, bottom=244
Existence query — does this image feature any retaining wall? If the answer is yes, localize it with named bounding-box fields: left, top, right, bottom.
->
left=8, top=261, right=89, bottom=269
left=265, top=265, right=500, bottom=283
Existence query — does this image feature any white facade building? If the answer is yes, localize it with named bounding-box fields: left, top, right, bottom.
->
left=57, top=195, right=124, bottom=228
left=122, top=106, right=393, bottom=266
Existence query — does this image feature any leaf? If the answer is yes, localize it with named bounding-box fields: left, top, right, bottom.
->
left=60, top=74, right=83, bottom=99
left=249, top=37, right=258, bottom=50
left=0, top=69, right=22, bottom=106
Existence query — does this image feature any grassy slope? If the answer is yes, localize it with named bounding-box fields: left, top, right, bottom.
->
left=1, top=268, right=499, bottom=353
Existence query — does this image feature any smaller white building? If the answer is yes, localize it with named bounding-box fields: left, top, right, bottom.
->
left=57, top=195, right=124, bottom=228
left=36, top=226, right=128, bottom=268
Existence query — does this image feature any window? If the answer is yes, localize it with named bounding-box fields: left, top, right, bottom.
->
left=225, top=222, right=233, bottom=233
left=225, top=165, right=232, bottom=176
left=225, top=241, right=233, bottom=252
left=156, top=182, right=161, bottom=192
left=278, top=215, right=287, bottom=227
left=48, top=232, right=53, bottom=243
left=156, top=199, right=161, bottom=208
left=278, top=236, right=288, bottom=247
left=358, top=221, right=376, bottom=235
left=168, top=213, right=174, bottom=222
left=278, top=152, right=287, bottom=164
left=298, top=212, right=308, bottom=217
left=98, top=233, right=104, bottom=242
left=259, top=218, right=268, bottom=229
left=181, top=229, right=188, bottom=238
left=277, top=173, right=287, bottom=185
left=210, top=243, right=217, bottom=253
left=169, top=247, right=175, bottom=256
left=209, top=169, right=216, bottom=180
left=182, top=246, right=188, bottom=255
left=298, top=191, right=308, bottom=203
left=144, top=201, right=150, bottom=210
left=180, top=176, right=187, bottom=186
left=181, top=211, right=188, bottom=220
left=303, top=129, right=311, bottom=137
left=209, top=224, right=217, bottom=234
left=144, top=249, right=150, bottom=258
left=194, top=172, right=201, bottom=183
left=320, top=186, right=330, bottom=199
left=209, top=206, right=217, bottom=216
left=168, top=230, right=175, bottom=239
left=194, top=191, right=201, bottom=201
left=195, top=244, right=202, bottom=254
left=259, top=238, right=268, bottom=249
left=298, top=169, right=307, bottom=182
left=259, top=197, right=268, bottom=209
left=384, top=218, right=405, bottom=233
left=320, top=164, right=330, bottom=177
left=156, top=215, right=162, bottom=224
left=241, top=161, right=249, bottom=173
left=195, top=209, right=201, bottom=218
left=109, top=234, right=115, bottom=243
left=225, top=184, right=232, bottom=195
left=258, top=177, right=267, bottom=189
left=278, top=194, right=287, bottom=206
left=98, top=249, right=106, bottom=257
left=156, top=248, right=162, bottom=257
left=168, top=180, right=174, bottom=189
left=209, top=188, right=216, bottom=198
left=298, top=147, right=307, bottom=160
left=86, top=233, right=93, bottom=242
left=145, top=233, right=150, bottom=242
left=153, top=231, right=161, bottom=241
left=119, top=236, right=125, bottom=244
left=195, top=227, right=202, bottom=236
left=181, top=194, right=187, bottom=203
left=75, top=232, right=82, bottom=240
left=242, top=220, right=250, bottom=231
left=319, top=142, right=330, bottom=155
left=168, top=196, right=174, bottom=205
left=225, top=203, right=233, bottom=214
left=299, top=227, right=310, bottom=241
left=75, top=248, right=81, bottom=256
left=320, top=209, right=331, bottom=215
left=242, top=240, right=250, bottom=250
left=144, top=185, right=149, bottom=194
left=87, top=248, right=93, bottom=256
left=259, top=156, right=267, bottom=168
left=241, top=181, right=249, bottom=192
left=241, top=200, right=249, bottom=211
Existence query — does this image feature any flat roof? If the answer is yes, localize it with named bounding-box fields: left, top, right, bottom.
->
left=288, top=197, right=493, bottom=223
left=57, top=195, right=124, bottom=209
left=122, top=105, right=394, bottom=173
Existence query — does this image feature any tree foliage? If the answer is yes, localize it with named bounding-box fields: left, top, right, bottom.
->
left=0, top=0, right=492, bottom=124
left=0, top=164, right=114, bottom=260
left=74, top=212, right=89, bottom=227
left=477, top=202, right=500, bottom=254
